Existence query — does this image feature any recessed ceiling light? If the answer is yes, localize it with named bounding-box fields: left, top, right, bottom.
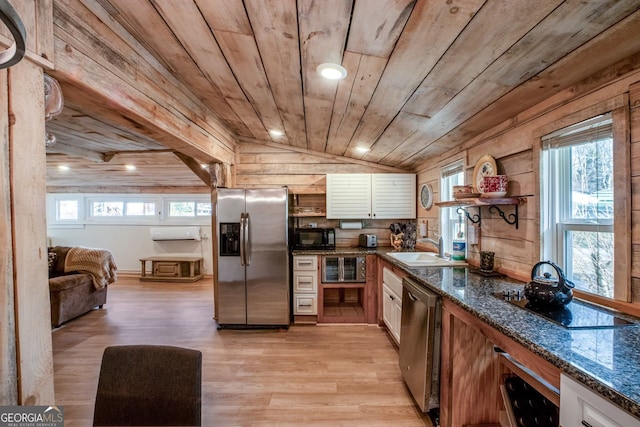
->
left=201, top=164, right=208, bottom=169
left=356, top=146, right=371, bottom=153
left=317, top=63, right=347, bottom=81
left=125, top=164, right=136, bottom=171
left=269, top=129, right=284, bottom=137
left=57, top=165, right=70, bottom=171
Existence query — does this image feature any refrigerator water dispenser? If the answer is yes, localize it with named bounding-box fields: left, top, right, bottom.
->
left=220, top=223, right=240, bottom=256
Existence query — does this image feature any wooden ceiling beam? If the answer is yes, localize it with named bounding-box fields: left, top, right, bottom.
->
left=174, top=152, right=213, bottom=187
left=46, top=142, right=108, bottom=163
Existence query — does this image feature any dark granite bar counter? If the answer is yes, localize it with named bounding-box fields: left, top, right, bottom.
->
left=377, top=252, right=640, bottom=420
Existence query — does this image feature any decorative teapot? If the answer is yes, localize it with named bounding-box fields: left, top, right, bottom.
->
left=524, top=261, right=575, bottom=307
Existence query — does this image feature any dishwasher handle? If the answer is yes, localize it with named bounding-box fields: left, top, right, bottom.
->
left=402, top=277, right=438, bottom=307
left=406, top=291, right=419, bottom=302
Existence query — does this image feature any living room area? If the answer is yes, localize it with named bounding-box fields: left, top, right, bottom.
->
left=45, top=191, right=214, bottom=327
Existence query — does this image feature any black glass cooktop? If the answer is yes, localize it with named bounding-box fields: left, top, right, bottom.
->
left=494, top=291, right=635, bottom=329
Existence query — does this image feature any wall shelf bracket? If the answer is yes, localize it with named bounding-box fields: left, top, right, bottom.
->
left=488, top=204, right=519, bottom=229
left=437, top=196, right=528, bottom=230
left=456, top=207, right=481, bottom=225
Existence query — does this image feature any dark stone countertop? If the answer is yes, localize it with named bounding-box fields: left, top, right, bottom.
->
left=291, top=247, right=380, bottom=256
left=375, top=252, right=640, bottom=420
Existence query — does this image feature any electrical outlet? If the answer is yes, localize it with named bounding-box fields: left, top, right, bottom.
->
left=362, top=220, right=372, bottom=227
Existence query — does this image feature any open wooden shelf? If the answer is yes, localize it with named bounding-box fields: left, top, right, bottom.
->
left=435, top=196, right=528, bottom=208
left=291, top=211, right=326, bottom=217
left=319, top=284, right=366, bottom=323
left=322, top=303, right=365, bottom=320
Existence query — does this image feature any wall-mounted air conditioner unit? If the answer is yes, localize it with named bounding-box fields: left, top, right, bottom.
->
left=150, top=226, right=201, bottom=241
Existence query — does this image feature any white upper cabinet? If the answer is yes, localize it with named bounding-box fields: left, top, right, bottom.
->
left=371, top=174, right=416, bottom=219
left=326, top=174, right=416, bottom=219
left=326, top=174, right=372, bottom=219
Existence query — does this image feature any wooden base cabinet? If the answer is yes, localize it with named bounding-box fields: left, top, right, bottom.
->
left=318, top=255, right=378, bottom=324
left=319, top=284, right=366, bottom=323
left=292, top=255, right=319, bottom=324
left=439, top=300, right=561, bottom=427
left=382, top=267, right=403, bottom=345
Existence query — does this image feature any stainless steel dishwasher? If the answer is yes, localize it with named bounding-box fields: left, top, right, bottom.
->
left=399, top=277, right=442, bottom=412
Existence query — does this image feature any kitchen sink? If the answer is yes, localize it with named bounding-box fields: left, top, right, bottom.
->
left=386, top=252, right=468, bottom=267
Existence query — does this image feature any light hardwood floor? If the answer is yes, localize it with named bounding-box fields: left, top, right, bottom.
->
left=52, top=276, right=432, bottom=426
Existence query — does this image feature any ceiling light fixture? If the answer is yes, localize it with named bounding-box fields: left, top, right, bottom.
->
left=57, top=165, right=70, bottom=171
left=316, top=63, right=347, bottom=81
left=269, top=129, right=284, bottom=137
left=355, top=146, right=371, bottom=153
left=125, top=164, right=136, bottom=171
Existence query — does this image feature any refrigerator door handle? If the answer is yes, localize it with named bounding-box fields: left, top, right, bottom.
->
left=239, top=213, right=246, bottom=266
left=244, top=212, right=251, bottom=266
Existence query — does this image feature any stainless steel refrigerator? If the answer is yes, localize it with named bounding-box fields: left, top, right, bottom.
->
left=214, top=187, right=289, bottom=327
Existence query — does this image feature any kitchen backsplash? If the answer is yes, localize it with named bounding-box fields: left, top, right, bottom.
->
left=389, top=222, right=417, bottom=249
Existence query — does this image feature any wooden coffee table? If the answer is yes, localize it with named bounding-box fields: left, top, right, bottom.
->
left=139, top=254, right=204, bottom=282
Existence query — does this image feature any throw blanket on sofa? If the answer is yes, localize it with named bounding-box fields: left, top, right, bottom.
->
left=64, top=247, right=118, bottom=289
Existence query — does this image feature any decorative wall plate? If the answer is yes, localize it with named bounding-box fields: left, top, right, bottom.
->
left=420, top=183, right=433, bottom=209
left=472, top=154, right=497, bottom=193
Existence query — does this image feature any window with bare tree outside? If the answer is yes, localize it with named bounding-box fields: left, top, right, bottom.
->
left=541, top=113, right=615, bottom=298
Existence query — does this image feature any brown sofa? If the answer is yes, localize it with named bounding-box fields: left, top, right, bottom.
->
left=49, top=246, right=115, bottom=327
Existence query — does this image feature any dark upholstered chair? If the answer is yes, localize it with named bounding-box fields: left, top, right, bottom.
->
left=93, top=345, right=202, bottom=426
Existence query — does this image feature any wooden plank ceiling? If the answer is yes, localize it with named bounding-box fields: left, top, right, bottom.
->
left=46, top=0, right=640, bottom=189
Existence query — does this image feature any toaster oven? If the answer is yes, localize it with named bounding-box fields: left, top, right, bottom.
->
left=321, top=256, right=366, bottom=283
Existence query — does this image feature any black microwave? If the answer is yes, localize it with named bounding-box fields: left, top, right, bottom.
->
left=293, top=228, right=335, bottom=250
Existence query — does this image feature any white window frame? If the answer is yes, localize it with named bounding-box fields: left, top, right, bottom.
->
left=47, top=194, right=212, bottom=227
left=539, top=103, right=631, bottom=305
left=86, top=196, right=160, bottom=222
left=440, top=160, right=465, bottom=253
left=123, top=200, right=159, bottom=218
left=162, top=197, right=212, bottom=222
left=47, top=195, right=85, bottom=228
left=544, top=133, right=615, bottom=266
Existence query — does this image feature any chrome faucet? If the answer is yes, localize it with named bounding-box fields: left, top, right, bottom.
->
left=422, top=236, right=446, bottom=259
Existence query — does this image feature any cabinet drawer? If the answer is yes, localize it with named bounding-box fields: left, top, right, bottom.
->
left=293, top=271, right=318, bottom=293
left=294, top=295, right=317, bottom=315
left=293, top=255, right=318, bottom=271
left=383, top=267, right=403, bottom=296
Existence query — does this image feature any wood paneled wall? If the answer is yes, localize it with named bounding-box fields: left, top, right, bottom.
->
left=236, top=141, right=412, bottom=246
left=415, top=56, right=640, bottom=309
left=235, top=140, right=405, bottom=194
